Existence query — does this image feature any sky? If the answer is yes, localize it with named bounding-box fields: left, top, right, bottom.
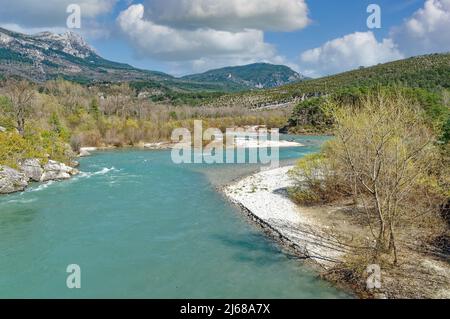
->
left=0, top=0, right=449, bottom=77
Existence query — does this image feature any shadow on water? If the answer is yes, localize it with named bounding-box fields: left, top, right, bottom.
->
left=211, top=233, right=301, bottom=266
left=0, top=207, right=38, bottom=228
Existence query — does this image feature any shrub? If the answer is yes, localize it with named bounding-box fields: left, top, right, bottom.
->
left=0, top=132, right=45, bottom=168
left=70, top=134, right=82, bottom=153
left=288, top=98, right=333, bottom=132
left=289, top=153, right=351, bottom=206
left=32, top=130, right=73, bottom=164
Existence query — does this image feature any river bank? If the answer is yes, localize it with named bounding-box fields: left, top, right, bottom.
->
left=80, top=137, right=305, bottom=154
left=0, top=159, right=79, bottom=194
left=223, top=165, right=450, bottom=299
left=224, top=166, right=350, bottom=269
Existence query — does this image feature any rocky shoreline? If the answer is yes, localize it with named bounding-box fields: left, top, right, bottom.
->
left=0, top=159, right=79, bottom=195
left=223, top=166, right=350, bottom=270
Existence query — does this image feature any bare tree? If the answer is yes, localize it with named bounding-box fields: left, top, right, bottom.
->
left=4, top=80, right=35, bottom=136
left=327, top=92, right=443, bottom=263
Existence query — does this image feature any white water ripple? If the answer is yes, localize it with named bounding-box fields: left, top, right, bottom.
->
left=77, top=167, right=117, bottom=179
left=29, top=181, right=55, bottom=192
left=27, top=167, right=117, bottom=193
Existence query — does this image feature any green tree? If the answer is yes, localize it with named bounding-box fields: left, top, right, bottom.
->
left=90, top=97, right=100, bottom=120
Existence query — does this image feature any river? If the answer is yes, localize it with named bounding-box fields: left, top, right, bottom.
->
left=0, top=136, right=349, bottom=298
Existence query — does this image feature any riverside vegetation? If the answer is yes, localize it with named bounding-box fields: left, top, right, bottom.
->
left=288, top=90, right=449, bottom=298
left=0, top=79, right=291, bottom=168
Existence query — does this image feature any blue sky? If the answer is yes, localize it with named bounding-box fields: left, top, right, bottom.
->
left=0, top=0, right=448, bottom=76
left=264, top=0, right=423, bottom=61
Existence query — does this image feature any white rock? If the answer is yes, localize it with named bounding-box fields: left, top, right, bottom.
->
left=143, top=142, right=172, bottom=150
left=143, top=143, right=162, bottom=149
left=0, top=166, right=29, bottom=194
left=71, top=161, right=80, bottom=168
left=0, top=126, right=6, bottom=132
left=78, top=149, right=91, bottom=157
left=40, top=160, right=78, bottom=182
left=0, top=32, right=13, bottom=44
left=19, top=158, right=43, bottom=182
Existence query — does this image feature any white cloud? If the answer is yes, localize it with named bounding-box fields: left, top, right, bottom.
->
left=117, top=5, right=272, bottom=60
left=298, top=0, right=450, bottom=77
left=141, top=0, right=310, bottom=32
left=390, top=0, right=450, bottom=56
left=0, top=0, right=116, bottom=28
left=117, top=3, right=300, bottom=72
left=299, top=32, right=404, bottom=77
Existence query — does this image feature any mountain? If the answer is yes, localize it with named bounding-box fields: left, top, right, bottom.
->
left=0, top=27, right=172, bottom=84
left=0, top=27, right=304, bottom=92
left=182, top=63, right=305, bottom=89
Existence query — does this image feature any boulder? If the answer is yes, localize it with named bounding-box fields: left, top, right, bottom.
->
left=78, top=149, right=91, bottom=157
left=0, top=126, right=6, bottom=133
left=79, top=147, right=98, bottom=157
left=19, top=158, right=43, bottom=182
left=143, top=142, right=173, bottom=150
left=70, top=161, right=80, bottom=168
left=0, top=166, right=29, bottom=194
left=40, top=160, right=78, bottom=182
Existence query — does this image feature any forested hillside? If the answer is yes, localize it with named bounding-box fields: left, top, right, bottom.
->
left=209, top=53, right=450, bottom=108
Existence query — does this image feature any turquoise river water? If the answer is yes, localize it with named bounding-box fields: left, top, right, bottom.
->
left=0, top=136, right=349, bottom=298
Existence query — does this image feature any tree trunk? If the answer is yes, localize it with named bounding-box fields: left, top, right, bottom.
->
left=389, top=225, right=398, bottom=265
left=374, top=186, right=386, bottom=252
left=16, top=110, right=25, bottom=136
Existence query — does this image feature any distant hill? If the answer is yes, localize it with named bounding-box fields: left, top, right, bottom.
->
left=0, top=27, right=305, bottom=92
left=208, top=53, right=450, bottom=107
left=282, top=52, right=450, bottom=93
left=182, top=63, right=305, bottom=89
